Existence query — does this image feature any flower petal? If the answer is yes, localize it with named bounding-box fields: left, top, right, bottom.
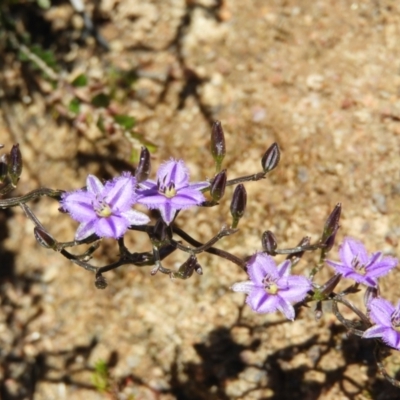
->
left=247, top=289, right=275, bottom=313
left=276, top=297, right=296, bottom=321
left=278, top=275, right=312, bottom=302
left=105, top=174, right=136, bottom=211
left=277, top=260, right=292, bottom=278
left=365, top=256, right=397, bottom=278
left=157, top=159, right=189, bottom=189
left=188, top=181, right=210, bottom=191
left=95, top=215, right=129, bottom=238
left=231, top=280, right=255, bottom=294
left=170, top=188, right=205, bottom=207
left=159, top=202, right=176, bottom=225
left=122, top=209, right=150, bottom=226
left=75, top=220, right=96, bottom=240
left=247, top=253, right=279, bottom=285
left=62, top=190, right=97, bottom=222
left=381, top=328, right=400, bottom=350
left=86, top=175, right=104, bottom=195
left=340, top=237, right=368, bottom=266
left=362, top=324, right=388, bottom=339
left=136, top=193, right=169, bottom=207
left=368, top=298, right=394, bottom=326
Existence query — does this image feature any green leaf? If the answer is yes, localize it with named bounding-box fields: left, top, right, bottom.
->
left=31, top=45, right=58, bottom=70
left=71, top=73, right=88, bottom=87
left=68, top=98, right=80, bottom=114
left=91, top=93, right=110, bottom=108
left=113, top=114, right=135, bottom=130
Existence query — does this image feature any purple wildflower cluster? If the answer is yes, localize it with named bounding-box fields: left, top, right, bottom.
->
left=61, top=159, right=209, bottom=240
left=1, top=122, right=400, bottom=386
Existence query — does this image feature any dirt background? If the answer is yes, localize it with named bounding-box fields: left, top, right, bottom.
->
left=1, top=0, right=400, bottom=399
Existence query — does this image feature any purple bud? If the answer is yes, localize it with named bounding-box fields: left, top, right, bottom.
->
left=322, top=203, right=341, bottom=242
left=210, top=169, right=227, bottom=202
left=8, top=144, right=23, bottom=185
left=261, top=143, right=280, bottom=173
left=230, top=184, right=247, bottom=228
left=34, top=227, right=57, bottom=249
left=319, top=273, right=342, bottom=297
left=135, top=146, right=151, bottom=183
left=211, top=121, right=226, bottom=170
left=262, top=230, right=277, bottom=255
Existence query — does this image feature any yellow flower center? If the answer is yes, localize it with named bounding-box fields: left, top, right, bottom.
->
left=266, top=283, right=279, bottom=295
left=164, top=185, right=177, bottom=198
left=96, top=203, right=112, bottom=218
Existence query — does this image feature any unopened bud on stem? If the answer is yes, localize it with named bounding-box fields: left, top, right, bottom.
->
left=261, top=143, right=280, bottom=173
left=230, top=184, right=247, bottom=228
left=262, top=230, right=277, bottom=255
left=8, top=144, right=23, bottom=186
left=135, top=146, right=151, bottom=183
left=210, top=169, right=227, bottom=202
left=211, top=121, right=226, bottom=172
left=321, top=203, right=341, bottom=255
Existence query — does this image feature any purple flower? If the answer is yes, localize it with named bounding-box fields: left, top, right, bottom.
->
left=326, top=237, right=397, bottom=287
left=136, top=159, right=209, bottom=225
left=231, top=253, right=312, bottom=320
left=61, top=173, right=150, bottom=240
left=363, top=298, right=400, bottom=350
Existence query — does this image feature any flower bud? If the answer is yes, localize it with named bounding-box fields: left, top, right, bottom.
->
left=135, top=146, right=151, bottom=183
left=322, top=203, right=341, bottom=243
left=230, top=184, right=247, bottom=228
left=211, top=121, right=226, bottom=171
left=261, top=143, right=280, bottom=173
left=318, top=273, right=342, bottom=297
left=262, top=230, right=277, bottom=255
left=95, top=274, right=108, bottom=289
left=210, top=169, right=227, bottom=202
left=8, top=144, right=23, bottom=186
left=34, top=227, right=57, bottom=249
left=177, top=255, right=198, bottom=279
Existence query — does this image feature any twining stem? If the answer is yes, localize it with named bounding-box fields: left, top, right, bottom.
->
left=172, top=227, right=237, bottom=254
left=0, top=188, right=64, bottom=208
left=172, top=226, right=246, bottom=269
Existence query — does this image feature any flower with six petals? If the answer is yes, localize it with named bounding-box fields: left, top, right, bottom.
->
left=231, top=252, right=312, bottom=320
left=136, top=159, right=209, bottom=225
left=326, top=237, right=397, bottom=287
left=61, top=173, right=150, bottom=240
left=363, top=298, right=400, bottom=350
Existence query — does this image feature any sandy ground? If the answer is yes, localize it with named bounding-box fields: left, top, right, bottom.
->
left=1, top=0, right=400, bottom=399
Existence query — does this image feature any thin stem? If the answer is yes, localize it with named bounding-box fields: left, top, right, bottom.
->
left=172, top=226, right=246, bottom=269
left=172, top=227, right=237, bottom=254
left=0, top=188, right=64, bottom=208
left=374, top=345, right=400, bottom=388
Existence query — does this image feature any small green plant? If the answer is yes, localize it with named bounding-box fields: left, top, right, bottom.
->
left=91, top=359, right=110, bottom=393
